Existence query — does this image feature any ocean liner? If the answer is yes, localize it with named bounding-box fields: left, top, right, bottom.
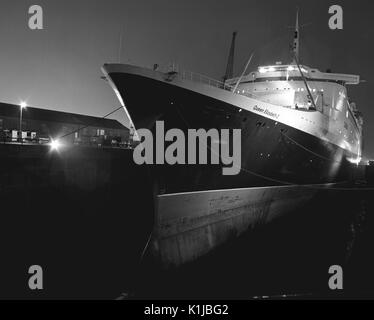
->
left=102, top=13, right=363, bottom=268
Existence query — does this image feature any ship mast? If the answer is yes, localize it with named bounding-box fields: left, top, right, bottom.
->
left=291, top=10, right=300, bottom=64
left=223, top=31, right=237, bottom=84
left=290, top=10, right=317, bottom=110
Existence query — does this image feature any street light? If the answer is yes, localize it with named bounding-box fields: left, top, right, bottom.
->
left=50, top=139, right=61, bottom=151
left=19, top=101, right=27, bottom=143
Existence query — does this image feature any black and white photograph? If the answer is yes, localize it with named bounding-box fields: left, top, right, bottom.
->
left=0, top=0, right=373, bottom=309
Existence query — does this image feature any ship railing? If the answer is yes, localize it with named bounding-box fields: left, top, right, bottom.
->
left=178, top=69, right=234, bottom=91
left=163, top=63, right=233, bottom=91
left=174, top=70, right=268, bottom=100
left=231, top=88, right=270, bottom=102
left=163, top=63, right=273, bottom=101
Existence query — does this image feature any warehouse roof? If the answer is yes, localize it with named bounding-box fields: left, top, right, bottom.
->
left=0, top=102, right=128, bottom=130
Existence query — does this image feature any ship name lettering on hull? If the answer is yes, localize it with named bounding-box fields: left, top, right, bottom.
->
left=253, top=105, right=280, bottom=119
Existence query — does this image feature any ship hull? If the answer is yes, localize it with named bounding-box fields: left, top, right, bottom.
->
left=103, top=64, right=358, bottom=268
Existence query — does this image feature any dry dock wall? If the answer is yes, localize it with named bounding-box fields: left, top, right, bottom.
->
left=150, top=185, right=318, bottom=268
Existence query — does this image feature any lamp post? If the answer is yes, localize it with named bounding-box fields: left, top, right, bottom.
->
left=19, top=101, right=27, bottom=143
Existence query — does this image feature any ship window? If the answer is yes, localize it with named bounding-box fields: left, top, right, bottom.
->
left=0, top=119, right=3, bottom=129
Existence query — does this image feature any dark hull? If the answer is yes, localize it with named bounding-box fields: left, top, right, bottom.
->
left=108, top=71, right=356, bottom=194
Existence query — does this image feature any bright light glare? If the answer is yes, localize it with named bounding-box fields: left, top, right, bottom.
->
left=347, top=157, right=362, bottom=165
left=268, top=67, right=276, bottom=72
left=20, top=101, right=27, bottom=109
left=259, top=67, right=267, bottom=73
left=287, top=66, right=294, bottom=71
left=50, top=139, right=61, bottom=151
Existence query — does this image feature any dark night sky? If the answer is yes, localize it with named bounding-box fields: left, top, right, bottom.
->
left=0, top=0, right=373, bottom=158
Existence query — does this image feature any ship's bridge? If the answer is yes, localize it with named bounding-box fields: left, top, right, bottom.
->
left=225, top=64, right=360, bottom=119
left=226, top=64, right=360, bottom=87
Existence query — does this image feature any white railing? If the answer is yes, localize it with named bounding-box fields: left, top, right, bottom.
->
left=178, top=70, right=234, bottom=91
left=162, top=63, right=271, bottom=103
left=163, top=63, right=233, bottom=91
